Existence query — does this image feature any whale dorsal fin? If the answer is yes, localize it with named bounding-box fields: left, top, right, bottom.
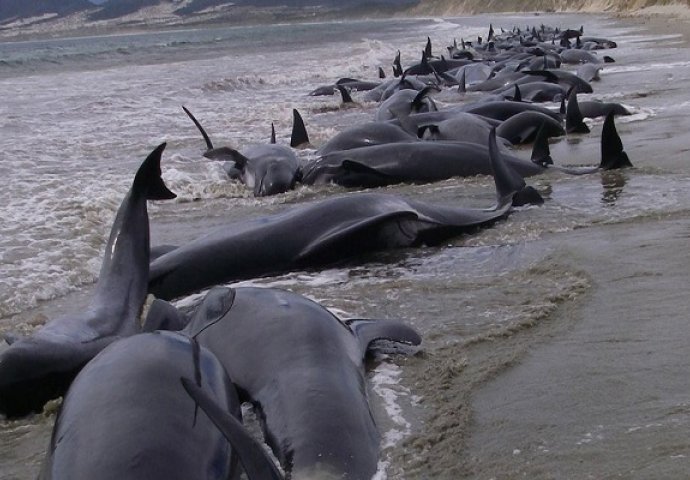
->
left=393, top=50, right=402, bottom=77
left=133, top=143, right=177, bottom=200
left=346, top=319, right=421, bottom=359
left=512, top=84, right=522, bottom=102
left=270, top=123, right=276, bottom=144
left=489, top=128, right=543, bottom=207
left=290, top=109, right=310, bottom=148
left=566, top=87, right=590, bottom=134
left=181, top=378, right=284, bottom=480
left=458, top=68, right=466, bottom=93
left=412, top=86, right=434, bottom=112
left=531, top=122, right=554, bottom=166
left=184, top=287, right=236, bottom=339
left=600, top=111, right=632, bottom=170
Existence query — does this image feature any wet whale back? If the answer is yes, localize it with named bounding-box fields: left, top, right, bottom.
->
left=39, top=332, right=238, bottom=480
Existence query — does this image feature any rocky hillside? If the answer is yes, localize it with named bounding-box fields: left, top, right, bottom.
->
left=0, top=0, right=409, bottom=25
left=407, top=0, right=690, bottom=16
left=0, top=0, right=93, bottom=23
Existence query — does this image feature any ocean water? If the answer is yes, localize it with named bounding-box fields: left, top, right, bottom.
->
left=1, top=12, right=690, bottom=479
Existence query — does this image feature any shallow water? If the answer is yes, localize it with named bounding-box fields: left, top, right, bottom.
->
left=1, top=12, right=689, bottom=479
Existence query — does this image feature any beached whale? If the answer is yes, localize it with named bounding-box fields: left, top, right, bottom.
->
left=302, top=135, right=546, bottom=187
left=316, top=120, right=418, bottom=156
left=149, top=130, right=542, bottom=301
left=183, top=106, right=302, bottom=196
left=0, top=144, right=176, bottom=418
left=184, top=286, right=421, bottom=479
left=302, top=113, right=630, bottom=189
left=37, top=331, right=247, bottom=480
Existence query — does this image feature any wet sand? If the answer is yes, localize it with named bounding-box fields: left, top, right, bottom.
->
left=466, top=215, right=690, bottom=479
left=391, top=15, right=690, bottom=480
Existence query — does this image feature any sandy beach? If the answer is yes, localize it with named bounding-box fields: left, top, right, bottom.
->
left=386, top=13, right=690, bottom=479
left=1, top=6, right=690, bottom=479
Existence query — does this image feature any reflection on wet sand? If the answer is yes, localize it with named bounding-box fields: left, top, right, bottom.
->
left=601, top=170, right=627, bottom=206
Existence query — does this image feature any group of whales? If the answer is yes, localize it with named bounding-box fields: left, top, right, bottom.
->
left=0, top=22, right=631, bottom=480
left=181, top=23, right=631, bottom=198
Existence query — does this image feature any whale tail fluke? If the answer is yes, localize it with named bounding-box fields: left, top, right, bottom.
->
left=182, top=105, right=214, bottom=151
left=489, top=128, right=544, bottom=207
left=600, top=111, right=632, bottom=170
left=133, top=143, right=177, bottom=200
left=181, top=378, right=284, bottom=480
left=290, top=109, right=311, bottom=149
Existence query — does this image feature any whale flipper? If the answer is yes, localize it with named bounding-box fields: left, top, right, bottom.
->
left=143, top=299, right=188, bottom=332
left=183, top=106, right=214, bottom=151
left=600, top=111, right=632, bottom=170
left=296, top=210, right=419, bottom=263
left=337, top=84, right=354, bottom=104
left=2, top=332, right=24, bottom=346
left=181, top=378, right=284, bottom=480
left=222, top=149, right=250, bottom=170
left=204, top=146, right=241, bottom=162
left=347, top=319, right=421, bottom=357
left=185, top=287, right=236, bottom=338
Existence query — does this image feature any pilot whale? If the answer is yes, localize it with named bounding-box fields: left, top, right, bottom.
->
left=149, top=129, right=542, bottom=301
left=38, top=332, right=244, bottom=480
left=183, top=286, right=421, bottom=479
left=183, top=106, right=301, bottom=196
left=0, top=144, right=176, bottom=418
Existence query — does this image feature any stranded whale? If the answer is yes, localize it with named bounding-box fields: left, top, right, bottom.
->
left=184, top=286, right=421, bottom=479
left=149, top=129, right=543, bottom=301
left=0, top=144, right=176, bottom=418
